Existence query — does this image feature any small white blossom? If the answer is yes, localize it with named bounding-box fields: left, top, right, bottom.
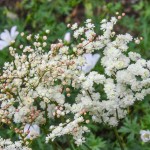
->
left=64, top=32, right=71, bottom=42
left=71, top=23, right=78, bottom=30
left=0, top=26, right=19, bottom=50
left=140, top=130, right=150, bottom=142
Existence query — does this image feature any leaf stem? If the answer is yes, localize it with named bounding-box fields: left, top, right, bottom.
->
left=113, top=127, right=125, bottom=150
left=83, top=143, right=92, bottom=150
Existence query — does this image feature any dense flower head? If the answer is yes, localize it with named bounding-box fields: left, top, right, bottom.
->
left=0, top=15, right=150, bottom=148
left=0, top=136, right=31, bottom=150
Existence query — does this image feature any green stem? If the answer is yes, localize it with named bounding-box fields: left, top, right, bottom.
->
left=50, top=141, right=57, bottom=150
left=113, top=127, right=125, bottom=150
left=55, top=142, right=63, bottom=150
left=83, top=143, right=92, bottom=150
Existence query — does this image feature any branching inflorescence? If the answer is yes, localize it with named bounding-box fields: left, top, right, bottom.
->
left=0, top=14, right=150, bottom=149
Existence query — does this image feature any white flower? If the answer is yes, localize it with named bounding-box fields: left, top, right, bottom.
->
left=71, top=23, right=78, bottom=30
left=0, top=26, right=19, bottom=50
left=81, top=53, right=100, bottom=73
left=24, top=124, right=40, bottom=139
left=64, top=32, right=71, bottom=42
left=140, top=130, right=150, bottom=142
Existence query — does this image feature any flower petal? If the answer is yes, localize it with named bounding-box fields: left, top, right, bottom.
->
left=64, top=32, right=71, bottom=42
left=0, top=30, right=12, bottom=43
left=81, top=53, right=100, bottom=73
left=24, top=124, right=40, bottom=139
left=82, top=54, right=94, bottom=73
left=0, top=40, right=9, bottom=50
left=92, top=54, right=100, bottom=67
left=83, top=53, right=93, bottom=63
left=10, top=26, right=19, bottom=40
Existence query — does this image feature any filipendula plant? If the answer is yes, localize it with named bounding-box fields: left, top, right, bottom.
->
left=0, top=13, right=150, bottom=149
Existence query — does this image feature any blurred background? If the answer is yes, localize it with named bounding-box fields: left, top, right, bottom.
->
left=0, top=0, right=150, bottom=149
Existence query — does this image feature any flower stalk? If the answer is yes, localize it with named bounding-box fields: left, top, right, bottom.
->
left=113, top=127, right=125, bottom=150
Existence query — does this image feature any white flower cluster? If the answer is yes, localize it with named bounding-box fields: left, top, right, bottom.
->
left=0, top=15, right=150, bottom=148
left=0, top=136, right=31, bottom=150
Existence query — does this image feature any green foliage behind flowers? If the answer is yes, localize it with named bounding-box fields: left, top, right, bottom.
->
left=0, top=0, right=150, bottom=150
